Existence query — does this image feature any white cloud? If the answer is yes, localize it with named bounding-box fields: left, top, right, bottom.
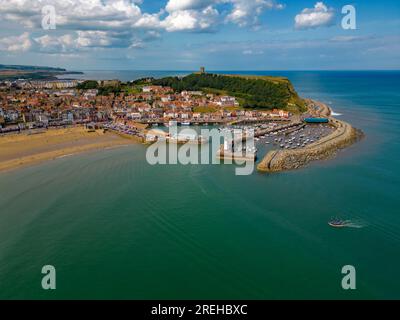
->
left=166, top=0, right=216, bottom=12
left=0, top=32, right=32, bottom=51
left=0, top=0, right=149, bottom=30
left=133, top=12, right=164, bottom=29
left=0, top=0, right=288, bottom=55
left=33, top=30, right=141, bottom=53
left=34, top=34, right=75, bottom=53
left=0, top=0, right=286, bottom=34
left=163, top=0, right=284, bottom=30
left=243, top=49, right=264, bottom=55
left=226, top=0, right=284, bottom=27
left=295, top=2, right=335, bottom=30
left=0, top=0, right=163, bottom=53
left=330, top=35, right=373, bottom=42
left=162, top=6, right=219, bottom=32
left=76, top=31, right=114, bottom=48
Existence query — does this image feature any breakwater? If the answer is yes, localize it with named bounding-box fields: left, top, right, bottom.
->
left=257, top=101, right=363, bottom=173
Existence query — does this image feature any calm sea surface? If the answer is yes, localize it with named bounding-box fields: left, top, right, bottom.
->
left=1, top=71, right=399, bottom=299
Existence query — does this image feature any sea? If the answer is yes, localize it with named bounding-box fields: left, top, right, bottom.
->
left=0, top=71, right=399, bottom=299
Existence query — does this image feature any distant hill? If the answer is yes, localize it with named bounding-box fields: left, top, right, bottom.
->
left=152, top=73, right=306, bottom=112
left=0, top=64, right=82, bottom=81
left=0, top=64, right=66, bottom=72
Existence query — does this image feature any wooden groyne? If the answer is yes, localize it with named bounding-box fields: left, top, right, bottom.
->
left=257, top=101, right=363, bottom=173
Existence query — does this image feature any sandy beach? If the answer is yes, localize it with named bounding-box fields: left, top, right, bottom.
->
left=0, top=127, right=138, bottom=172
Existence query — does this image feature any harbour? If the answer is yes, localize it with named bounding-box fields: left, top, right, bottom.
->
left=0, top=71, right=399, bottom=300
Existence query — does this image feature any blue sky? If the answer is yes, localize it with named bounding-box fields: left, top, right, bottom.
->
left=0, top=0, right=399, bottom=70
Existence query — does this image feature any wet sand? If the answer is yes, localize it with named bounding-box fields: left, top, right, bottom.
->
left=0, top=127, right=137, bottom=172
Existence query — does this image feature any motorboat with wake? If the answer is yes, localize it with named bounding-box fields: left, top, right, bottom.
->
left=328, top=218, right=348, bottom=228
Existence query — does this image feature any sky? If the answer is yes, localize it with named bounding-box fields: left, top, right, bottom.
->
left=0, top=0, right=399, bottom=70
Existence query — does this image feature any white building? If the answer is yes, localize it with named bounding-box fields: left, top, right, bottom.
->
left=216, top=96, right=238, bottom=107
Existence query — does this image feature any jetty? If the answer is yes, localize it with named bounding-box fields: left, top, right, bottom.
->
left=216, top=145, right=257, bottom=162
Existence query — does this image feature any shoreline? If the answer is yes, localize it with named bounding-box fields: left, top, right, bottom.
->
left=0, top=127, right=138, bottom=173
left=257, top=100, right=364, bottom=173
left=1, top=100, right=363, bottom=174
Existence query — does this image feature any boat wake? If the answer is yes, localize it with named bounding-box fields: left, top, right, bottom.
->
left=329, top=217, right=367, bottom=229
left=342, top=220, right=366, bottom=229
left=331, top=111, right=343, bottom=117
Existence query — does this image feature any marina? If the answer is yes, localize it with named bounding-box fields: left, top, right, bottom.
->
left=215, top=113, right=335, bottom=163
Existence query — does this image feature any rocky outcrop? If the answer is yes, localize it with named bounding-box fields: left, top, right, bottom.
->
left=257, top=101, right=363, bottom=173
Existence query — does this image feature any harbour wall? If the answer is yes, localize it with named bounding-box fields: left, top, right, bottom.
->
left=257, top=101, right=363, bottom=173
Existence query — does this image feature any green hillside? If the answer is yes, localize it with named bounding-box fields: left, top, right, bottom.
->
left=152, top=73, right=306, bottom=113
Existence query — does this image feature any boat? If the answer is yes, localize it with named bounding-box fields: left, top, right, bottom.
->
left=328, top=218, right=348, bottom=228
left=181, top=121, right=191, bottom=126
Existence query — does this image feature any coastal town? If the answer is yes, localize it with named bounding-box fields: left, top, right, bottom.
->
left=0, top=73, right=361, bottom=174
left=0, top=78, right=291, bottom=135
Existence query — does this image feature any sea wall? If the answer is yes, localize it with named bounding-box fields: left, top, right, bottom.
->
left=257, top=102, right=363, bottom=173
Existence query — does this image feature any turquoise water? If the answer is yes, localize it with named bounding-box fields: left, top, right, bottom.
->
left=0, top=71, right=399, bottom=299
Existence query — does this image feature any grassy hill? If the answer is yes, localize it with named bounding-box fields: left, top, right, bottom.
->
left=152, top=73, right=306, bottom=113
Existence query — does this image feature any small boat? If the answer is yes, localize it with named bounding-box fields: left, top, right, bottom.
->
left=181, top=121, right=191, bottom=126
left=328, top=218, right=347, bottom=228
